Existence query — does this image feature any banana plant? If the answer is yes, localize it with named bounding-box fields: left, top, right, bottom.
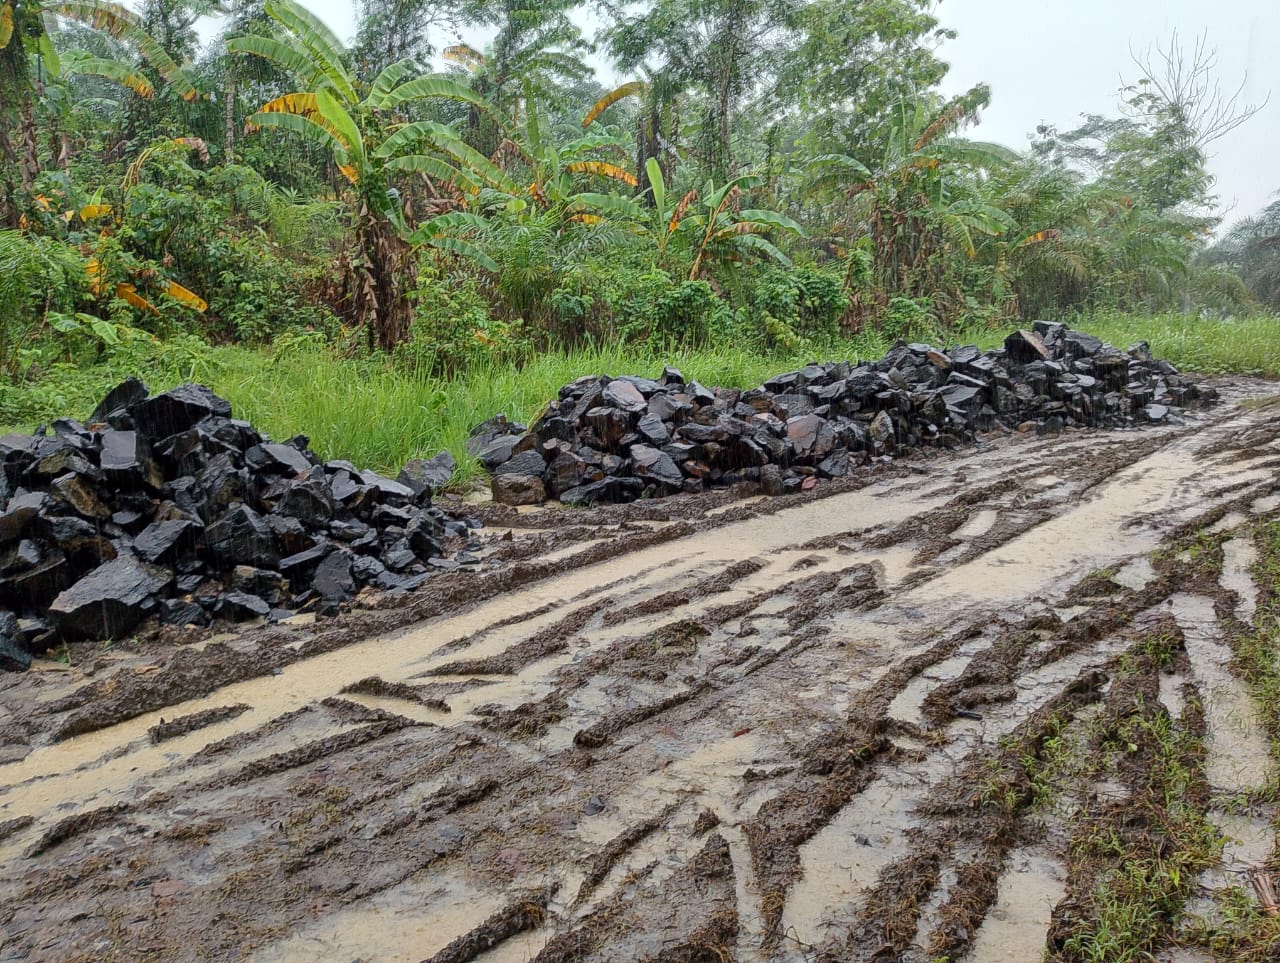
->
left=641, top=157, right=697, bottom=268
left=680, top=172, right=805, bottom=281
left=228, top=0, right=501, bottom=348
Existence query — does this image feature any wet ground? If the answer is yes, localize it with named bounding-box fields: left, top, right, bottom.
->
left=1, top=379, right=1279, bottom=962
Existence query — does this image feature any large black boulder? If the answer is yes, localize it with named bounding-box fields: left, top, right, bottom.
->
left=128, top=383, right=232, bottom=439
left=48, top=557, right=172, bottom=639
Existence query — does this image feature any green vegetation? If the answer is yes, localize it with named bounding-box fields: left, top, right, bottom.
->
left=0, top=0, right=1276, bottom=482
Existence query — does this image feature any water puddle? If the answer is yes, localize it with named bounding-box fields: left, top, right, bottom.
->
left=1208, top=512, right=1248, bottom=534
left=964, top=848, right=1066, bottom=963
left=1252, top=493, right=1280, bottom=514
left=1114, top=556, right=1157, bottom=591
left=784, top=764, right=933, bottom=947
left=1170, top=595, right=1275, bottom=792
left=251, top=871, right=503, bottom=963
left=887, top=648, right=982, bottom=726
left=1220, top=537, right=1260, bottom=624
left=1215, top=810, right=1275, bottom=877
left=1158, top=673, right=1187, bottom=720
left=925, top=451, right=1271, bottom=605
left=953, top=509, right=1000, bottom=541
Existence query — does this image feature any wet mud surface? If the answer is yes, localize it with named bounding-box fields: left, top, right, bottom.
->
left=1, top=379, right=1279, bottom=962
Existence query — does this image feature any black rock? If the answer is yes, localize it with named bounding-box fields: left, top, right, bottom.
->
left=559, top=477, right=645, bottom=505
left=603, top=379, right=648, bottom=413
left=280, top=542, right=332, bottom=579
left=275, top=477, right=335, bottom=528
left=99, top=430, right=164, bottom=489
left=406, top=511, right=445, bottom=560
left=48, top=557, right=172, bottom=639
left=1004, top=330, right=1051, bottom=364
left=161, top=598, right=210, bottom=627
left=630, top=445, right=684, bottom=489
left=246, top=443, right=313, bottom=477
left=0, top=491, right=47, bottom=543
left=51, top=473, right=111, bottom=519
left=660, top=366, right=685, bottom=386
left=495, top=450, right=548, bottom=478
left=129, top=383, right=232, bottom=439
left=205, top=504, right=278, bottom=568
left=134, top=519, right=201, bottom=564
left=493, top=473, right=546, bottom=506
left=313, top=551, right=356, bottom=605
left=636, top=413, right=672, bottom=447
left=546, top=451, right=593, bottom=497
left=359, top=470, right=415, bottom=502
left=399, top=451, right=455, bottom=496
left=0, top=611, right=31, bottom=671
left=231, top=565, right=287, bottom=604
left=90, top=377, right=149, bottom=425
left=216, top=591, right=271, bottom=621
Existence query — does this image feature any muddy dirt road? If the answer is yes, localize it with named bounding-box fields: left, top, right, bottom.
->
left=1, top=380, right=1279, bottom=962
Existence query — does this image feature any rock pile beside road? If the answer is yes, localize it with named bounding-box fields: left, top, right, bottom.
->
left=481, top=321, right=1217, bottom=505
left=0, top=380, right=468, bottom=668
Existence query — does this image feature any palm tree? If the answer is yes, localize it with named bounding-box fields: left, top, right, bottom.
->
left=1207, top=196, right=1280, bottom=310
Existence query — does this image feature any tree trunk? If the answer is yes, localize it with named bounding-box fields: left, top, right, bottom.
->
left=356, top=206, right=413, bottom=351
left=224, top=70, right=236, bottom=162
left=18, top=95, right=39, bottom=192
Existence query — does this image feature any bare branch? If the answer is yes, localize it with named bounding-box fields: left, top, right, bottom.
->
left=1127, top=29, right=1270, bottom=150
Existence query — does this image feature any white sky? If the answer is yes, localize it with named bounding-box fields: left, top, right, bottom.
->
left=218, top=0, right=1278, bottom=223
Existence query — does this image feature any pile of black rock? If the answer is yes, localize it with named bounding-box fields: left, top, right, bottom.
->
left=0, top=379, right=468, bottom=670
left=479, top=321, right=1217, bottom=506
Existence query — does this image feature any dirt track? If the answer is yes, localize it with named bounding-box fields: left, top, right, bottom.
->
left=1, top=379, right=1279, bottom=963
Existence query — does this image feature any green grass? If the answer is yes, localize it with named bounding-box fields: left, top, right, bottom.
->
left=4, top=310, right=1276, bottom=485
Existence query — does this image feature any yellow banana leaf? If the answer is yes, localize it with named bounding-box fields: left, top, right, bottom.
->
left=583, top=81, right=645, bottom=128
left=163, top=279, right=207, bottom=312
left=86, top=257, right=104, bottom=295
left=443, top=44, right=485, bottom=70
left=1019, top=229, right=1061, bottom=247
left=116, top=282, right=158, bottom=314
left=669, top=190, right=699, bottom=235
left=79, top=203, right=114, bottom=220
left=565, top=161, right=637, bottom=187
left=0, top=4, right=13, bottom=49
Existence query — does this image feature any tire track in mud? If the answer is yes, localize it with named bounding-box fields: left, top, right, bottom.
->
left=0, top=380, right=1277, bottom=962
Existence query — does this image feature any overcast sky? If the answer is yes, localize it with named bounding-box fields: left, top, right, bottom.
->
left=937, top=0, right=1277, bottom=223
left=234, top=0, right=1278, bottom=223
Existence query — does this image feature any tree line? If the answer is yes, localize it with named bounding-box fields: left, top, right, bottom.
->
left=0, top=0, right=1274, bottom=376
